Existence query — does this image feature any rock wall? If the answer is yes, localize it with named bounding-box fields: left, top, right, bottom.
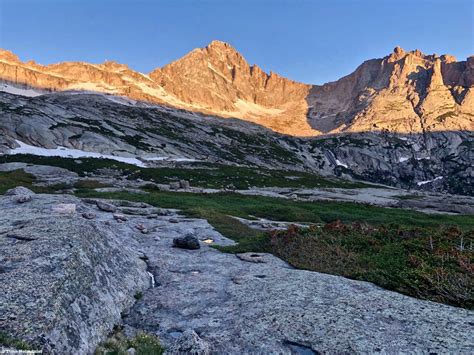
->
left=0, top=91, right=471, bottom=194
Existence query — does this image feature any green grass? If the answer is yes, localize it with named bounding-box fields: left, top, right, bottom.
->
left=74, top=180, right=111, bottom=189
left=0, top=170, right=76, bottom=195
left=0, top=170, right=35, bottom=194
left=95, top=331, right=164, bottom=355
left=76, top=189, right=474, bottom=230
left=76, top=189, right=474, bottom=308
left=0, top=154, right=376, bottom=189
left=0, top=332, right=33, bottom=350
left=131, top=165, right=374, bottom=189
left=269, top=223, right=473, bottom=309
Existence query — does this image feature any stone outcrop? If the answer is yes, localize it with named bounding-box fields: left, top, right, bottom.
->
left=2, top=191, right=472, bottom=353
left=0, top=92, right=471, bottom=194
left=307, top=48, right=474, bottom=134
left=0, top=193, right=150, bottom=353
left=149, top=40, right=312, bottom=135
left=1, top=43, right=472, bottom=136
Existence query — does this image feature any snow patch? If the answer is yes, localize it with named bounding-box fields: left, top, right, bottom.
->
left=0, top=83, right=43, bottom=97
left=207, top=62, right=231, bottom=82
left=147, top=271, right=155, bottom=288
left=8, top=140, right=147, bottom=167
left=144, top=156, right=199, bottom=163
left=67, top=82, right=118, bottom=94
left=335, top=159, right=348, bottom=168
left=417, top=176, right=443, bottom=186
left=172, top=158, right=199, bottom=162
left=399, top=157, right=410, bottom=163
left=105, top=95, right=138, bottom=106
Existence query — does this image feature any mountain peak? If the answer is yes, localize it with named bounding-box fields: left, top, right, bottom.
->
left=0, top=49, right=20, bottom=63
left=0, top=45, right=471, bottom=137
left=206, top=40, right=235, bottom=50
left=387, top=46, right=406, bottom=62
left=393, top=46, right=405, bottom=56
left=203, top=40, right=242, bottom=60
left=100, top=60, right=130, bottom=72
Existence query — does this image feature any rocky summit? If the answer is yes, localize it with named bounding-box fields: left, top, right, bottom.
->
left=0, top=42, right=472, bottom=136
left=0, top=41, right=472, bottom=194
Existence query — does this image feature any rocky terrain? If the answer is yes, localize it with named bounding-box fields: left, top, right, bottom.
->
left=1, top=162, right=473, bottom=216
left=1, top=42, right=472, bottom=136
left=1, top=187, right=473, bottom=354
left=307, top=47, right=473, bottom=134
left=0, top=89, right=472, bottom=194
left=0, top=41, right=472, bottom=194
left=0, top=41, right=473, bottom=353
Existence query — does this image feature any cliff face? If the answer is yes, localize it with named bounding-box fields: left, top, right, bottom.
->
left=307, top=47, right=474, bottom=134
left=149, top=41, right=312, bottom=135
left=0, top=92, right=472, bottom=195
left=0, top=43, right=472, bottom=136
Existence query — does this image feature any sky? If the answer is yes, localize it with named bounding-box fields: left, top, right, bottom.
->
left=0, top=0, right=472, bottom=84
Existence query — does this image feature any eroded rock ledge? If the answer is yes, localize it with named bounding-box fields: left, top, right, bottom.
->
left=1, top=190, right=473, bottom=354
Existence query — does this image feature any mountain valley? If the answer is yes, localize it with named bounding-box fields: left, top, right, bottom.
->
left=0, top=40, right=473, bottom=354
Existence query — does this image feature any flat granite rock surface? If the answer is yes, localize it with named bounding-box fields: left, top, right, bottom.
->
left=0, top=192, right=473, bottom=354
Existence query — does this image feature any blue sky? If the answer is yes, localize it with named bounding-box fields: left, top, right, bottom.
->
left=0, top=0, right=472, bottom=84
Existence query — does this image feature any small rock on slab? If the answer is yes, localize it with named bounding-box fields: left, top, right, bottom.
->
left=5, top=186, right=35, bottom=196
left=236, top=253, right=267, bottom=263
left=96, top=201, right=117, bottom=213
left=173, top=234, right=200, bottom=250
left=14, top=194, right=32, bottom=204
left=166, top=329, right=210, bottom=355
left=113, top=213, right=128, bottom=222
left=82, top=212, right=96, bottom=220
left=136, top=223, right=149, bottom=234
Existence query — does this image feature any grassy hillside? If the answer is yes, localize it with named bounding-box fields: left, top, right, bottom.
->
left=0, top=154, right=375, bottom=189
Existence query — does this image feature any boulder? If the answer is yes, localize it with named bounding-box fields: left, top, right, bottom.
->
left=169, top=182, right=180, bottom=190
left=172, top=234, right=200, bottom=250
left=96, top=200, right=117, bottom=213
left=113, top=213, right=128, bottom=222
left=14, top=194, right=32, bottom=204
left=179, top=180, right=190, bottom=189
left=5, top=186, right=35, bottom=197
left=82, top=212, right=96, bottom=220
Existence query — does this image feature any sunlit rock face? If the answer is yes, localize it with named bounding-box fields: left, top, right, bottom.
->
left=306, top=48, right=474, bottom=134
left=0, top=43, right=312, bottom=136
left=0, top=44, right=472, bottom=136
